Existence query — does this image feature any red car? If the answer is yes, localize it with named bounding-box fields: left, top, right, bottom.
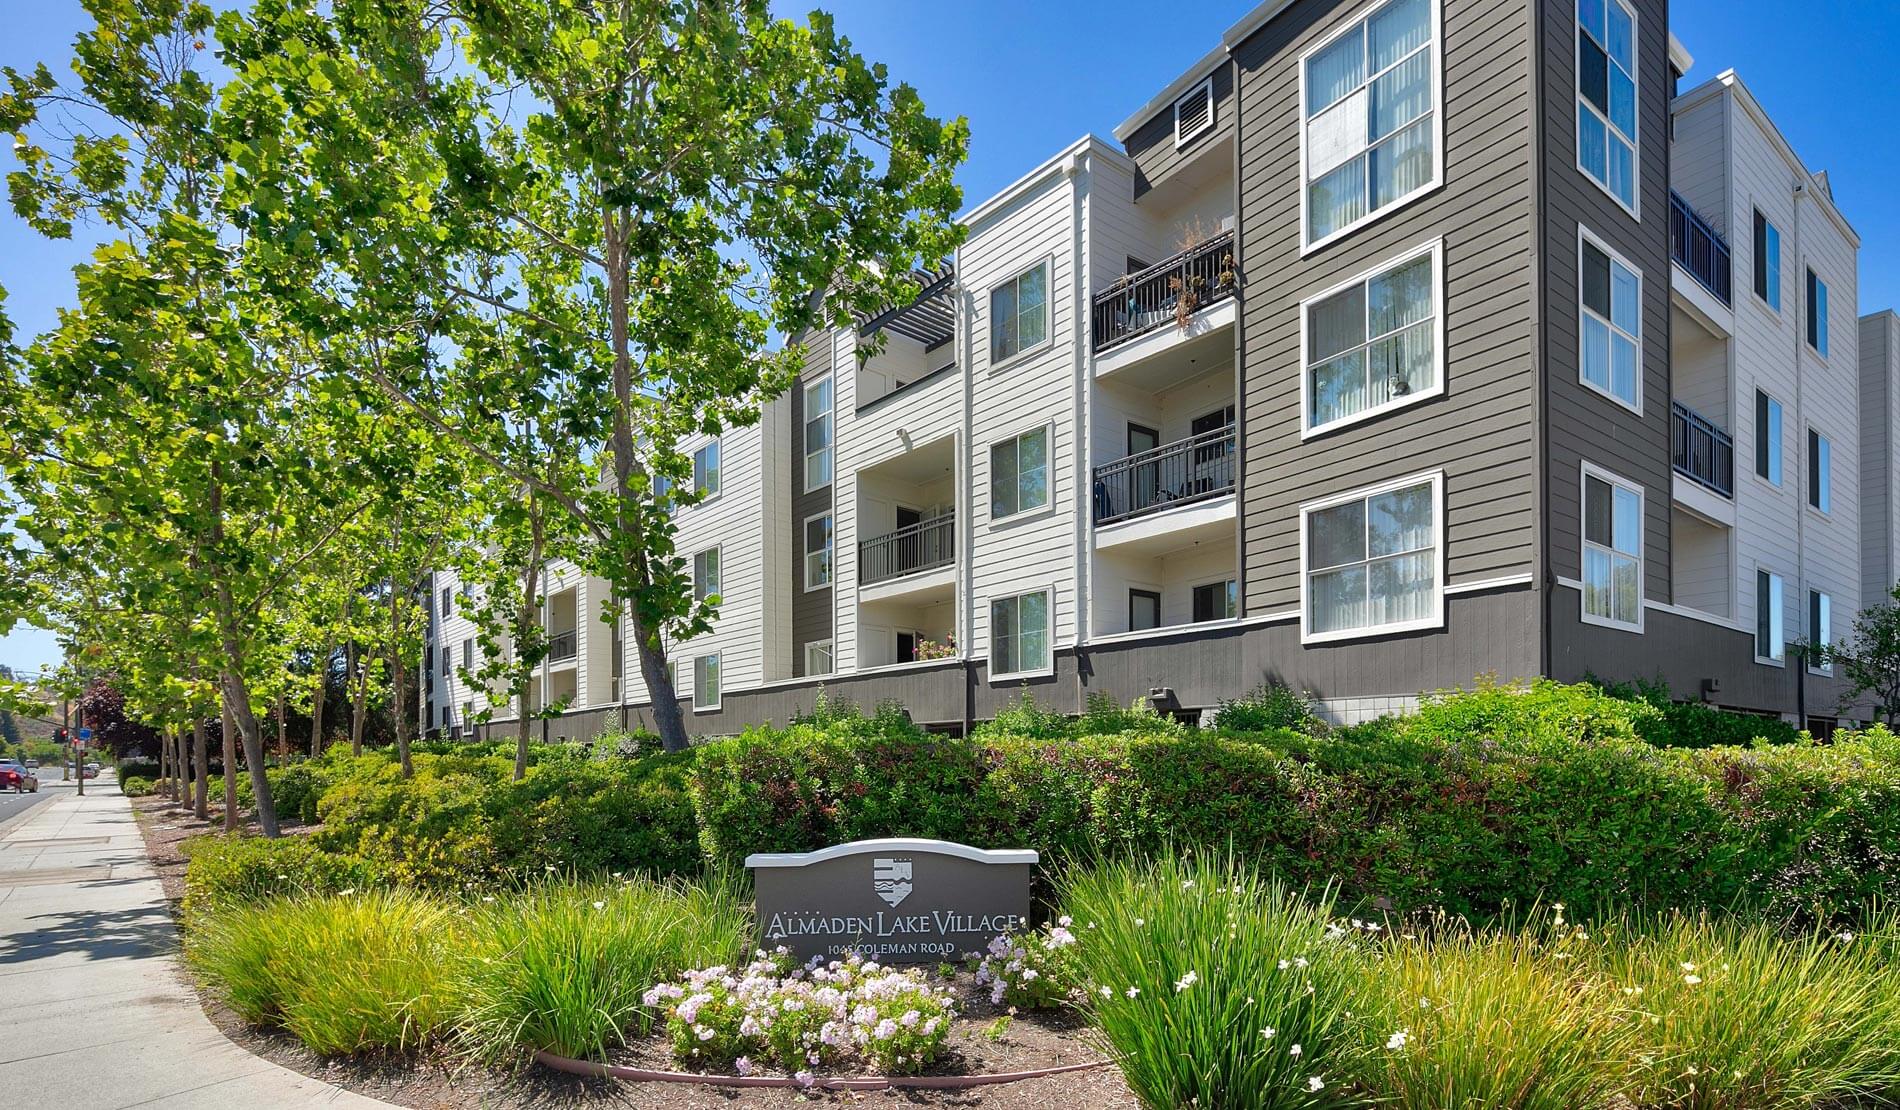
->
left=0, top=760, right=39, bottom=793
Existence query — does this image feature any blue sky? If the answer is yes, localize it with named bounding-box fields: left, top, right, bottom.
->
left=2, top=0, right=1896, bottom=674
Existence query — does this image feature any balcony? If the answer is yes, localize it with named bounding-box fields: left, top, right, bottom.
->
left=1092, top=425, right=1235, bottom=525
left=1672, top=401, right=1733, bottom=498
left=860, top=511, right=955, bottom=586
left=547, top=628, right=578, bottom=663
left=1670, top=191, right=1731, bottom=306
left=1092, top=231, right=1237, bottom=354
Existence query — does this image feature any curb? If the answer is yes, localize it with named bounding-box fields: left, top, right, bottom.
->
left=533, top=1049, right=1112, bottom=1090
left=0, top=790, right=60, bottom=841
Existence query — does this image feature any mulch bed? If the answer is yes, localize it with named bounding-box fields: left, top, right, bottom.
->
left=129, top=795, right=1138, bottom=1109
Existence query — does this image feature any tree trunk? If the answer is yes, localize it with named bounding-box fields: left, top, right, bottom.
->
left=206, top=461, right=280, bottom=837
left=219, top=700, right=239, bottom=833
left=389, top=576, right=412, bottom=778
left=192, top=715, right=209, bottom=819
left=310, top=639, right=332, bottom=757
left=159, top=726, right=171, bottom=802
left=634, top=622, right=688, bottom=752
left=514, top=494, right=546, bottom=781
left=349, top=639, right=368, bottom=755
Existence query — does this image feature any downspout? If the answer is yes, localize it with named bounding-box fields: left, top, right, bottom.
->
left=1069, top=147, right=1091, bottom=715
left=959, top=239, right=977, bottom=736
left=1790, top=177, right=1808, bottom=724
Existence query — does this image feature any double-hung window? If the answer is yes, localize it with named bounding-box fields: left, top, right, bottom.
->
left=1752, top=209, right=1781, bottom=309
left=990, top=426, right=1049, bottom=519
left=1302, top=472, right=1442, bottom=641
left=1809, top=429, right=1831, bottom=512
left=1806, top=269, right=1829, bottom=356
left=692, top=441, right=721, bottom=499
left=1582, top=465, right=1642, bottom=629
left=1577, top=0, right=1638, bottom=212
left=1305, top=241, right=1441, bottom=432
left=1756, top=569, right=1784, bottom=662
left=804, top=640, right=834, bottom=676
left=1809, top=590, right=1832, bottom=674
left=1302, top=0, right=1439, bottom=247
left=694, top=653, right=721, bottom=710
left=441, top=646, right=452, bottom=677
left=1755, top=390, right=1783, bottom=485
left=440, top=587, right=452, bottom=618
left=1579, top=231, right=1641, bottom=411
left=462, top=639, right=472, bottom=670
left=804, top=377, right=833, bottom=491
left=693, top=547, right=720, bottom=603
left=990, top=589, right=1051, bottom=677
left=804, top=513, right=833, bottom=589
left=990, top=261, right=1048, bottom=362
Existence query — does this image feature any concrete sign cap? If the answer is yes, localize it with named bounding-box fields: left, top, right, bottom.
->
left=744, top=838, right=1038, bottom=869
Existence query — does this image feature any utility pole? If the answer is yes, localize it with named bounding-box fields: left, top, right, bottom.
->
left=74, top=702, right=84, bottom=797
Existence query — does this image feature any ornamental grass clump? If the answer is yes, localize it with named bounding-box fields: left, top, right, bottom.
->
left=456, top=876, right=749, bottom=1062
left=645, top=950, right=957, bottom=1077
left=1060, top=853, right=1366, bottom=1107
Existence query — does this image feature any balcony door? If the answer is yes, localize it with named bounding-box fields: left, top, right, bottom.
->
left=1128, top=423, right=1160, bottom=514
left=1190, top=405, right=1236, bottom=493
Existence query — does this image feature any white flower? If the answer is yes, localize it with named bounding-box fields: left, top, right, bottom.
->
left=1837, top=931, right=1856, bottom=943
left=1294, top=957, right=1309, bottom=969
left=1125, top=986, right=1140, bottom=999
left=794, top=1070, right=815, bottom=1088
left=1134, top=918, right=1145, bottom=927
left=734, top=1056, right=753, bottom=1077
left=591, top=900, right=605, bottom=910
left=1681, top=962, right=1696, bottom=972
left=1419, top=997, right=1431, bottom=1009
left=1682, top=974, right=1702, bottom=986
left=1099, top=985, right=1112, bottom=999
left=1386, top=1030, right=1409, bottom=1050
left=1307, top=1075, right=1325, bottom=1092
left=1261, top=1027, right=1275, bottom=1039
left=1278, top=960, right=1290, bottom=970
left=1289, top=1043, right=1302, bottom=1058
left=1182, top=879, right=1195, bottom=890
left=1174, top=971, right=1198, bottom=992
left=337, top=888, right=356, bottom=896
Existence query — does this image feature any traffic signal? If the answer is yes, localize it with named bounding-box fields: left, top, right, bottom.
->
left=53, top=728, right=69, bottom=744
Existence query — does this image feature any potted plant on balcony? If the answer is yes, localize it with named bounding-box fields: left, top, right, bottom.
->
left=916, top=635, right=957, bottom=660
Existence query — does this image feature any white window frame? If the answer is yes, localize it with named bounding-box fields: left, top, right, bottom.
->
left=1575, top=0, right=1640, bottom=217
left=1755, top=567, right=1785, bottom=666
left=803, top=511, right=833, bottom=591
left=1579, top=460, right=1644, bottom=633
left=692, top=439, right=722, bottom=501
left=1808, top=427, right=1832, bottom=514
left=1299, top=238, right=1446, bottom=437
left=1298, top=0, right=1445, bottom=254
left=693, top=545, right=721, bottom=603
left=1298, top=469, right=1445, bottom=644
left=987, top=258, right=1053, bottom=369
left=988, top=422, right=1053, bottom=522
left=989, top=586, right=1054, bottom=681
left=803, top=376, right=834, bottom=492
left=1577, top=225, right=1643, bottom=415
left=804, top=639, right=834, bottom=677
left=693, top=652, right=721, bottom=711
left=1174, top=76, right=1215, bottom=147
left=1808, top=589, right=1833, bottom=676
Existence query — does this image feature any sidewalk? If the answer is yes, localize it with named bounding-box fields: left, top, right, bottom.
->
left=0, top=780, right=396, bottom=1109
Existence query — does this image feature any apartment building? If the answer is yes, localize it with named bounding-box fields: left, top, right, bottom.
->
left=429, top=0, right=1882, bottom=740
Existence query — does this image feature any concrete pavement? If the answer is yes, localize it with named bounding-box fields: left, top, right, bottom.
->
left=0, top=777, right=396, bottom=1109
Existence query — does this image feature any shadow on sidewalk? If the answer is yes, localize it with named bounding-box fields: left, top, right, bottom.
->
left=1, top=902, right=177, bottom=964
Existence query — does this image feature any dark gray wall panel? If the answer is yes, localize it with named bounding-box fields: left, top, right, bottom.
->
left=1124, top=61, right=1236, bottom=198
left=790, top=335, right=834, bottom=674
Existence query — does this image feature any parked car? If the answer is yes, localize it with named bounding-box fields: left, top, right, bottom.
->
left=22, top=758, right=38, bottom=769
left=0, top=760, right=39, bottom=793
left=82, top=762, right=100, bottom=779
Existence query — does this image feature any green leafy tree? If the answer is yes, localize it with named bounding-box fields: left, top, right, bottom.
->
left=1816, top=582, right=1900, bottom=723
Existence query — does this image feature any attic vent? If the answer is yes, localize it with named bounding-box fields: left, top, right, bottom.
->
left=1174, top=78, right=1214, bottom=147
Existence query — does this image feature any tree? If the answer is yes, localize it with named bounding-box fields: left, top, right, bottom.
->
left=1817, top=583, right=1900, bottom=724
left=74, top=679, right=162, bottom=761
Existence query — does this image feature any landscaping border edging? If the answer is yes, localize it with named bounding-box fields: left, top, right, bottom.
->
left=532, top=1049, right=1113, bottom=1090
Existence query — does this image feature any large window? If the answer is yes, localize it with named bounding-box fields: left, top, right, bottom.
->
left=804, top=377, right=833, bottom=491
left=1756, top=568, right=1784, bottom=663
left=1755, top=390, right=1782, bottom=485
left=990, top=426, right=1050, bottom=519
left=694, top=653, right=721, bottom=710
left=1302, top=472, right=1442, bottom=641
left=1302, top=0, right=1439, bottom=247
left=1582, top=464, right=1642, bottom=630
left=693, top=440, right=721, bottom=499
left=804, top=640, right=834, bottom=676
left=1129, top=589, right=1162, bottom=631
left=693, top=547, right=721, bottom=603
left=803, top=513, right=832, bottom=589
left=1577, top=0, right=1638, bottom=212
left=1305, top=241, right=1441, bottom=432
left=1579, top=230, right=1641, bottom=411
left=990, top=261, right=1048, bottom=362
left=1809, top=429, right=1831, bottom=512
left=1809, top=590, right=1832, bottom=675
left=1192, top=580, right=1238, bottom=623
left=1752, top=208, right=1781, bottom=310
left=990, top=589, right=1051, bottom=677
left=1806, top=268, right=1829, bottom=356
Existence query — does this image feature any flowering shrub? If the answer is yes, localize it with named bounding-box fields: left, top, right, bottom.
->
left=973, top=917, right=1082, bottom=1010
left=644, top=949, right=956, bottom=1077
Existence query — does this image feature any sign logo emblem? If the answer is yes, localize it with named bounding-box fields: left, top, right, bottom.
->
left=872, top=857, right=913, bottom=907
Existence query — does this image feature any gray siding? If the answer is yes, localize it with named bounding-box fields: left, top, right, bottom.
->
left=1861, top=311, right=1897, bottom=604
left=790, top=335, right=834, bottom=674
left=1537, top=0, right=1674, bottom=600
left=1233, top=0, right=1541, bottom=622
left=1124, top=61, right=1235, bottom=199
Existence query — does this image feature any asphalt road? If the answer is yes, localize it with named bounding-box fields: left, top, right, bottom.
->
left=0, top=783, right=57, bottom=829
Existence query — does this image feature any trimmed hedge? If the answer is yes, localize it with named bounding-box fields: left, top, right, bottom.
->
left=120, top=775, right=156, bottom=797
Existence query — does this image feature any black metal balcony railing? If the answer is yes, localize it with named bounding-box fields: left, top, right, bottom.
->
left=547, top=628, right=578, bottom=662
left=1672, top=400, right=1734, bottom=498
left=1092, top=425, right=1236, bottom=525
left=1092, top=230, right=1237, bottom=353
left=1670, top=190, right=1731, bottom=305
left=859, top=511, right=955, bottom=586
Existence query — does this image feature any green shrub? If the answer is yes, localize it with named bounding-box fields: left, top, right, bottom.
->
left=1591, top=678, right=1804, bottom=748
left=588, top=726, right=665, bottom=760
left=116, top=759, right=161, bottom=780
left=182, top=834, right=386, bottom=919
left=1213, top=682, right=1325, bottom=734
left=456, top=877, right=750, bottom=1061
left=120, top=775, right=155, bottom=797
left=265, top=763, right=332, bottom=824
left=185, top=889, right=464, bottom=1054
